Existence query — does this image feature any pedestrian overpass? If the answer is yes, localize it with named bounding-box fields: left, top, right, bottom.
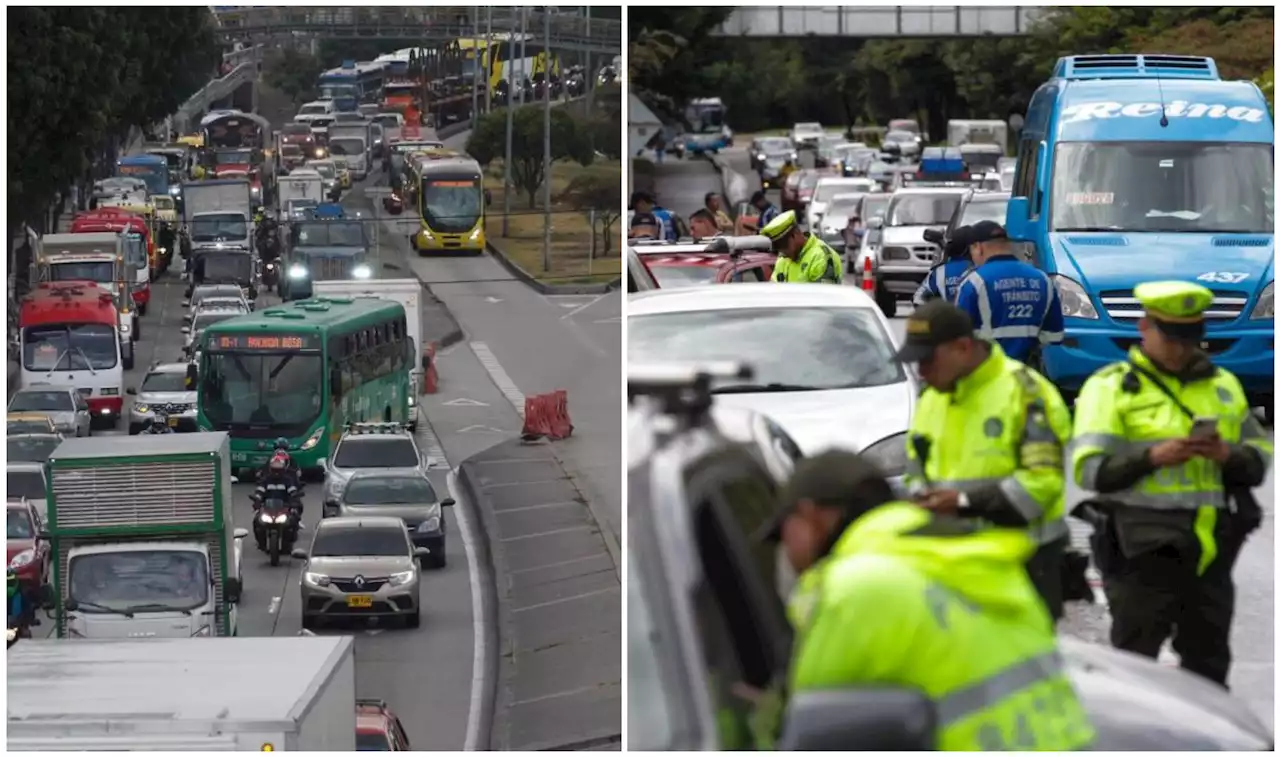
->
left=713, top=6, right=1042, bottom=38
left=210, top=6, right=622, bottom=55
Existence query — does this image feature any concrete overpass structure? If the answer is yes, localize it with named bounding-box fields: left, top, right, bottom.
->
left=170, top=44, right=265, bottom=135
left=713, top=6, right=1043, bottom=38
left=210, top=6, right=622, bottom=55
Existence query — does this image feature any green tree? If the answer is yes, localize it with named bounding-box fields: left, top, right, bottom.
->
left=466, top=106, right=593, bottom=208
left=558, top=173, right=622, bottom=256
left=264, top=47, right=326, bottom=106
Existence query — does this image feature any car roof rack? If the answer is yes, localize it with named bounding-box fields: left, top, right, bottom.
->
left=629, top=362, right=753, bottom=426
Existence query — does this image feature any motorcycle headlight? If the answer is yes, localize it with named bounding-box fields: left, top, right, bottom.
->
left=9, top=550, right=34, bottom=569
left=288, top=264, right=308, bottom=279
left=1250, top=281, right=1273, bottom=320
left=303, top=571, right=330, bottom=587
left=859, top=432, right=908, bottom=478
left=259, top=512, right=275, bottom=524
left=388, top=570, right=416, bottom=587
left=1050, top=275, right=1099, bottom=320
left=300, top=426, right=325, bottom=451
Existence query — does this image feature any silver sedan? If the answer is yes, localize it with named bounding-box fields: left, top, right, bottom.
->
left=7, top=388, right=90, bottom=437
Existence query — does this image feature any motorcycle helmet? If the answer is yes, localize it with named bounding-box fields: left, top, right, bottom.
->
left=273, top=437, right=290, bottom=452
left=269, top=452, right=289, bottom=471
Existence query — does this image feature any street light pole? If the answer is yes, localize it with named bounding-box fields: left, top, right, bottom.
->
left=502, top=7, right=523, bottom=237
left=541, top=6, right=552, bottom=273
left=484, top=6, right=493, bottom=113
left=470, top=8, right=480, bottom=123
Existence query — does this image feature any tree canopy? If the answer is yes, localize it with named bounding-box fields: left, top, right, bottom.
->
left=629, top=7, right=1274, bottom=134
left=8, top=8, right=220, bottom=229
left=466, top=106, right=594, bottom=207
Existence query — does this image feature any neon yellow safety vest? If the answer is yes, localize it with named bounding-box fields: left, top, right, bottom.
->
left=788, top=502, right=1095, bottom=751
left=904, top=344, right=1072, bottom=545
left=771, top=234, right=843, bottom=284
left=1069, top=347, right=1273, bottom=574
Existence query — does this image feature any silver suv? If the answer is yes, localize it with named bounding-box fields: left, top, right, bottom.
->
left=865, top=187, right=967, bottom=317
left=127, top=362, right=198, bottom=434
left=322, top=422, right=431, bottom=509
left=293, top=515, right=425, bottom=629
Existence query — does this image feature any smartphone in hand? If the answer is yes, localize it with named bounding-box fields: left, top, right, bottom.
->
left=1190, top=417, right=1218, bottom=439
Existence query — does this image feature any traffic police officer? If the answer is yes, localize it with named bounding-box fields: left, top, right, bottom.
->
left=912, top=234, right=971, bottom=306
left=896, top=300, right=1073, bottom=620
left=953, top=221, right=1064, bottom=364
left=1069, top=281, right=1271, bottom=687
left=765, top=450, right=1094, bottom=751
left=762, top=211, right=843, bottom=284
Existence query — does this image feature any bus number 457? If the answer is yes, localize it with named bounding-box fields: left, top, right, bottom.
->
left=1197, top=271, right=1249, bottom=284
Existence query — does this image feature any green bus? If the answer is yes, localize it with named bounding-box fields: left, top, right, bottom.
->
left=195, top=296, right=413, bottom=475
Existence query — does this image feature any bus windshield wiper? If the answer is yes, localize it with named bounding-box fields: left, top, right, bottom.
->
left=712, top=383, right=819, bottom=394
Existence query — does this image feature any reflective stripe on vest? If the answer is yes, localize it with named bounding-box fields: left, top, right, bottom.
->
left=928, top=478, right=1070, bottom=545
left=1068, top=433, right=1226, bottom=510
left=935, top=649, right=1065, bottom=726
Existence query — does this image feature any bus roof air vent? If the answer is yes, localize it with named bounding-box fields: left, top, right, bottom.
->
left=262, top=308, right=289, bottom=317
left=1053, top=54, right=1219, bottom=81
left=300, top=303, right=330, bottom=312
left=276, top=311, right=306, bottom=319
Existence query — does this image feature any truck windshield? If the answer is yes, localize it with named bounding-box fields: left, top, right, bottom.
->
left=48, top=261, right=114, bottom=283
left=191, top=215, right=247, bottom=242
left=7, top=507, right=35, bottom=539
left=1051, top=141, right=1274, bottom=234
left=888, top=195, right=961, bottom=226
left=201, top=351, right=324, bottom=433
left=421, top=178, right=482, bottom=232
left=23, top=324, right=118, bottom=371
left=215, top=149, right=253, bottom=165
left=68, top=550, right=209, bottom=613
left=328, top=138, right=364, bottom=157
left=295, top=222, right=364, bottom=247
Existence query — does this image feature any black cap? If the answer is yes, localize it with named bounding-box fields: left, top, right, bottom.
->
left=759, top=450, right=894, bottom=542
left=630, top=190, right=656, bottom=209
left=952, top=220, right=1007, bottom=248
left=893, top=300, right=975, bottom=363
left=750, top=189, right=768, bottom=205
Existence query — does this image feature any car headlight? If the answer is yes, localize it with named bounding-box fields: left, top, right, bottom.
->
left=9, top=550, right=34, bottom=569
left=314, top=148, right=325, bottom=158
left=1250, top=281, right=1273, bottom=320
left=134, top=404, right=150, bottom=414
left=859, top=432, right=908, bottom=478
left=757, top=153, right=766, bottom=161
left=303, top=571, right=330, bottom=587
left=300, top=426, right=325, bottom=451
left=419, top=516, right=440, bottom=533
left=288, top=264, right=308, bottom=279
left=1050, top=275, right=1099, bottom=320
left=351, top=264, right=372, bottom=279
left=388, top=570, right=416, bottom=587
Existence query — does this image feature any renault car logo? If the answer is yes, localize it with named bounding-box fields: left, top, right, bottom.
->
left=353, top=576, right=365, bottom=587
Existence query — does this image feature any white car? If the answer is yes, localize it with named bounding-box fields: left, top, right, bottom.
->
left=790, top=122, right=823, bottom=150
left=867, top=186, right=968, bottom=316
left=806, top=177, right=879, bottom=230
left=627, top=284, right=916, bottom=477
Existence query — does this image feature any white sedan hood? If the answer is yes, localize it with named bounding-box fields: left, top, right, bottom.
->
left=880, top=225, right=931, bottom=246
left=714, top=382, right=913, bottom=455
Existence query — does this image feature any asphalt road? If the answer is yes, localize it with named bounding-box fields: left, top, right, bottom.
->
left=649, top=149, right=1276, bottom=729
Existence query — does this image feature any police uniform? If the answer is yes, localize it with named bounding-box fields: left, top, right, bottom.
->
left=953, top=221, right=1064, bottom=364
left=897, top=301, right=1074, bottom=620
left=769, top=453, right=1094, bottom=751
left=912, top=237, right=972, bottom=305
left=761, top=211, right=843, bottom=284
left=1069, top=281, right=1272, bottom=686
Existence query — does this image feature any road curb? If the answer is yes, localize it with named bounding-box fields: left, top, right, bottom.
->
left=484, top=241, right=621, bottom=295
left=455, top=458, right=502, bottom=751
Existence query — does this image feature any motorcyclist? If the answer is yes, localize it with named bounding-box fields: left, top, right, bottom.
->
left=271, top=437, right=303, bottom=479
left=145, top=414, right=175, bottom=434
left=251, top=453, right=303, bottom=544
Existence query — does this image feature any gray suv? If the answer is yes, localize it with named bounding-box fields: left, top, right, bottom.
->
left=331, top=470, right=454, bottom=568
left=293, top=515, right=425, bottom=629
left=322, top=423, right=431, bottom=509
left=127, top=362, right=198, bottom=434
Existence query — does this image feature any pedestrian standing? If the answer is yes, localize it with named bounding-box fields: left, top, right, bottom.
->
left=1070, top=280, right=1271, bottom=686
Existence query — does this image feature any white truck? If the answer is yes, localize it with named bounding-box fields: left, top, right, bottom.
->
left=182, top=178, right=254, bottom=254
left=277, top=168, right=325, bottom=219
left=311, top=279, right=426, bottom=430
left=326, top=122, right=372, bottom=179
left=946, top=119, right=1009, bottom=151
left=7, top=636, right=357, bottom=751
left=34, top=232, right=139, bottom=366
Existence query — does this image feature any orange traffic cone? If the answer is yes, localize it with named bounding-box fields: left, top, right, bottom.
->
left=862, top=256, right=874, bottom=293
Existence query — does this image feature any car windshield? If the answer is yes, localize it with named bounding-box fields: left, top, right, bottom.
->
left=7, top=420, right=52, bottom=434
left=283, top=124, right=311, bottom=136
left=8, top=469, right=46, bottom=500
left=1051, top=141, right=1273, bottom=234
left=888, top=194, right=962, bottom=226
left=311, top=526, right=408, bottom=557
left=643, top=262, right=719, bottom=289
left=190, top=214, right=247, bottom=242
left=281, top=144, right=304, bottom=158
left=142, top=371, right=189, bottom=393
left=299, top=104, right=329, bottom=116
left=310, top=163, right=336, bottom=179
left=960, top=198, right=1010, bottom=227
left=356, top=733, right=392, bottom=751
left=759, top=138, right=791, bottom=153
left=193, top=252, right=251, bottom=282
left=68, top=550, right=209, bottom=612
left=334, top=438, right=420, bottom=469
left=375, top=115, right=401, bottom=128
left=201, top=352, right=324, bottom=432
left=861, top=196, right=891, bottom=221
left=192, top=312, right=240, bottom=334
left=295, top=222, right=365, bottom=247
left=344, top=476, right=438, bottom=505
left=8, top=436, right=60, bottom=463
left=814, top=182, right=868, bottom=204
left=10, top=391, right=73, bottom=412
left=886, top=130, right=915, bottom=143
left=630, top=307, right=905, bottom=391
left=827, top=195, right=865, bottom=218
left=7, top=508, right=35, bottom=539
left=193, top=287, right=241, bottom=306
left=200, top=298, right=247, bottom=312
left=328, top=138, right=365, bottom=157
left=22, top=324, right=118, bottom=372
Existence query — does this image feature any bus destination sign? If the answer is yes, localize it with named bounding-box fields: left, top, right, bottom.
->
left=209, top=333, right=319, bottom=351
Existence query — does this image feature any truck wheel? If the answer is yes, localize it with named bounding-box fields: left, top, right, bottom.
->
left=874, top=284, right=897, bottom=318
left=406, top=609, right=420, bottom=629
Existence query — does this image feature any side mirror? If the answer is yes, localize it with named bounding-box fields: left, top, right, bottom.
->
left=224, top=577, right=242, bottom=604
left=922, top=227, right=945, bottom=245
left=440, top=498, right=455, bottom=507
left=779, top=688, right=936, bottom=751
left=1005, top=197, right=1031, bottom=241
left=233, top=527, right=249, bottom=539
left=126, top=387, right=137, bottom=396
left=867, top=217, right=884, bottom=231
left=36, top=530, right=50, bottom=542
left=290, top=548, right=308, bottom=560
left=230, top=475, right=240, bottom=484
left=182, top=314, right=193, bottom=323
left=181, top=326, right=191, bottom=335
left=413, top=547, right=431, bottom=558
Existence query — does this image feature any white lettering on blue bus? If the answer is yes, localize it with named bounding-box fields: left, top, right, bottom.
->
left=1059, top=100, right=1266, bottom=125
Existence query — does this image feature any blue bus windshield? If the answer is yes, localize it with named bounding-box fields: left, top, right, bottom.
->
left=1051, top=141, right=1273, bottom=234
left=116, top=163, right=168, bottom=195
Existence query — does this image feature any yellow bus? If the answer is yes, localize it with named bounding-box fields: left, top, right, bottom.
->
left=407, top=151, right=490, bottom=255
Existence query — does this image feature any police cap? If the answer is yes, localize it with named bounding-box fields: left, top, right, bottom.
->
left=760, top=210, right=799, bottom=242
left=1134, top=280, right=1213, bottom=341
left=893, top=299, right=976, bottom=363
left=951, top=220, right=1007, bottom=248
left=759, top=450, right=895, bottom=542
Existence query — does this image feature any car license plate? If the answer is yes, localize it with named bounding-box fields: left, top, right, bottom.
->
left=231, top=452, right=248, bottom=462
left=167, top=416, right=179, bottom=427
left=347, top=595, right=373, bottom=608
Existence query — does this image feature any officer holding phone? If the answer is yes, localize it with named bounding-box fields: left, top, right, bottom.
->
left=1070, top=280, right=1272, bottom=687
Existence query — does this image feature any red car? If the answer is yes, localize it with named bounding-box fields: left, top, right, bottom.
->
left=7, top=499, right=49, bottom=590
left=355, top=698, right=411, bottom=750
left=635, top=249, right=776, bottom=288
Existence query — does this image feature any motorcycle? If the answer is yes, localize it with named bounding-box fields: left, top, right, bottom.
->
left=261, top=260, right=279, bottom=293
left=253, top=487, right=303, bottom=567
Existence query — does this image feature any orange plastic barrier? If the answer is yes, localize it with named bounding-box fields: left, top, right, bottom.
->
left=422, top=343, right=439, bottom=394
left=520, top=390, right=574, bottom=441
left=547, top=389, right=573, bottom=440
